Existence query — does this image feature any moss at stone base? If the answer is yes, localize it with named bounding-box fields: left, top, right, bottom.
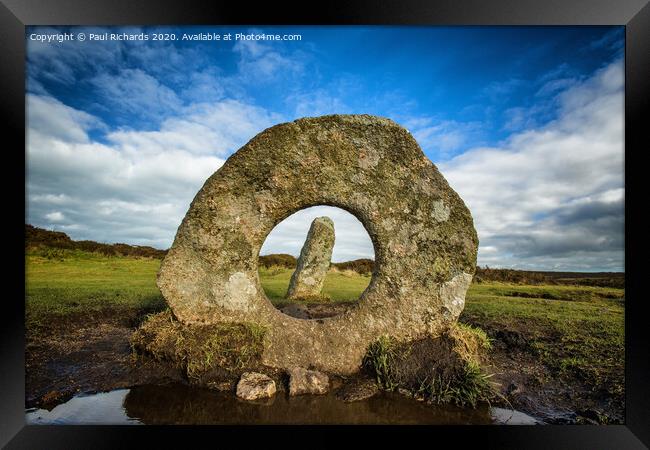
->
left=362, top=323, right=494, bottom=407
left=130, top=310, right=267, bottom=384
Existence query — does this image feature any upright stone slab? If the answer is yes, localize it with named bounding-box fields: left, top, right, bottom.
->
left=157, top=114, right=479, bottom=375
left=286, top=216, right=335, bottom=300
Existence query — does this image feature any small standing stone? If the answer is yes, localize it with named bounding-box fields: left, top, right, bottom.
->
left=286, top=217, right=335, bottom=300
left=236, top=372, right=276, bottom=400
left=288, top=367, right=330, bottom=396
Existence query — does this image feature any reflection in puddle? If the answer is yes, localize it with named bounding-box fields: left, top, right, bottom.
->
left=491, top=407, right=541, bottom=425
left=26, top=389, right=140, bottom=425
left=26, top=383, right=541, bottom=425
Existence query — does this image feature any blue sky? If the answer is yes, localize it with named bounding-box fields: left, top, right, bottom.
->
left=26, top=26, right=624, bottom=270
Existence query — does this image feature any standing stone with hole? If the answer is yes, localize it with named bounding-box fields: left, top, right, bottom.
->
left=286, top=216, right=335, bottom=301
left=156, top=114, right=479, bottom=374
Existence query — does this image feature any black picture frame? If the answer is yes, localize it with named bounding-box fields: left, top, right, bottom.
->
left=2, top=0, right=648, bottom=448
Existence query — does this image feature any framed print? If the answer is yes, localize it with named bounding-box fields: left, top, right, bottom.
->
left=2, top=0, right=649, bottom=448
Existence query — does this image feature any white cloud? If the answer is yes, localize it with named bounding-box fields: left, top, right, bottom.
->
left=30, top=193, right=72, bottom=204
left=287, top=89, right=352, bottom=118
left=588, top=28, right=624, bottom=53
left=535, top=77, right=578, bottom=97
left=408, top=119, right=483, bottom=159
left=284, top=75, right=381, bottom=120
left=27, top=26, right=127, bottom=84
left=26, top=95, right=105, bottom=143
left=90, top=68, right=183, bottom=121
left=439, top=59, right=624, bottom=271
left=26, top=94, right=283, bottom=249
left=233, top=37, right=304, bottom=83
left=107, top=100, right=282, bottom=157
left=45, top=211, right=65, bottom=222
left=180, top=69, right=227, bottom=103
left=260, top=206, right=374, bottom=263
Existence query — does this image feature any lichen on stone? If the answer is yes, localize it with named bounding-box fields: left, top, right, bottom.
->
left=286, top=216, right=335, bottom=300
left=156, top=114, right=479, bottom=374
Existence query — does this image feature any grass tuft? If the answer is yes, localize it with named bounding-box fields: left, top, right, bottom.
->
left=363, top=335, right=400, bottom=391
left=418, top=360, right=493, bottom=407
left=131, top=310, right=267, bottom=381
left=362, top=325, right=495, bottom=408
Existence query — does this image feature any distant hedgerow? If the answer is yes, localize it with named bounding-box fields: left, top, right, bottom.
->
left=25, top=224, right=167, bottom=259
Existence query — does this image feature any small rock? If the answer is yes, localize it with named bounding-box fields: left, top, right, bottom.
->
left=506, top=382, right=521, bottom=395
left=496, top=330, right=527, bottom=349
left=336, top=377, right=378, bottom=402
left=397, top=388, right=413, bottom=398
left=40, top=390, right=68, bottom=410
left=577, top=408, right=604, bottom=423
left=207, top=381, right=235, bottom=392
left=288, top=367, right=329, bottom=396
left=236, top=372, right=276, bottom=401
left=41, top=390, right=63, bottom=404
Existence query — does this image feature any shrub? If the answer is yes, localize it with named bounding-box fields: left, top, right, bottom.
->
left=258, top=253, right=297, bottom=269
left=473, top=266, right=624, bottom=288
left=25, top=224, right=167, bottom=259
left=332, top=258, right=374, bottom=275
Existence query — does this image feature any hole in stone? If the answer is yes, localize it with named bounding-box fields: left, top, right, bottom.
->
left=258, top=205, right=375, bottom=320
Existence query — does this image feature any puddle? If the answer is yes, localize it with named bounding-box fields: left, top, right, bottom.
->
left=26, top=383, right=542, bottom=425
left=26, top=389, right=140, bottom=425
left=490, top=407, right=542, bottom=425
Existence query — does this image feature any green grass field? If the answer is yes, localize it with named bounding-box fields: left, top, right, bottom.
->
left=259, top=266, right=372, bottom=306
left=26, top=248, right=624, bottom=403
left=462, top=282, right=625, bottom=400
left=25, top=250, right=371, bottom=319
left=25, top=249, right=165, bottom=328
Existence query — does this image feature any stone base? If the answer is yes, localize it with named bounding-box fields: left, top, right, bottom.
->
left=131, top=311, right=493, bottom=407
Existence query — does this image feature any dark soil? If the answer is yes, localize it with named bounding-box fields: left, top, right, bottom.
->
left=335, top=376, right=379, bottom=402
left=278, top=302, right=352, bottom=319
left=469, top=324, right=624, bottom=424
left=25, top=307, right=183, bottom=410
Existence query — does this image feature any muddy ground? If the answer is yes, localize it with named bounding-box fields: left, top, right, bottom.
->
left=25, top=307, right=184, bottom=410
left=26, top=304, right=622, bottom=424
left=480, top=334, right=622, bottom=424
